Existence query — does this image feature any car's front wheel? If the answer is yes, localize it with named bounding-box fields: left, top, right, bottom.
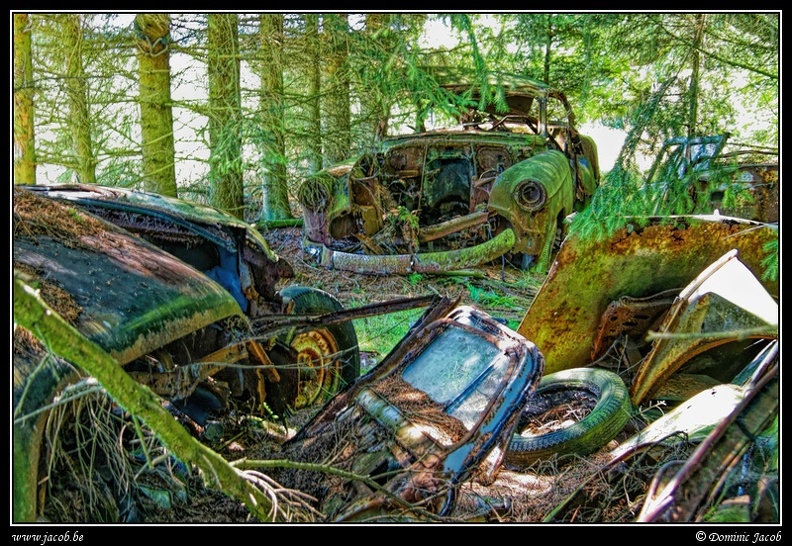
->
left=276, top=286, right=361, bottom=411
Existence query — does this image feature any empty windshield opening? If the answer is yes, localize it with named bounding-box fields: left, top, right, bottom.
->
left=402, top=324, right=508, bottom=429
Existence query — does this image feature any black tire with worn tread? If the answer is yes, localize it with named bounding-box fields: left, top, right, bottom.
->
left=505, top=367, right=632, bottom=467
left=277, top=286, right=361, bottom=407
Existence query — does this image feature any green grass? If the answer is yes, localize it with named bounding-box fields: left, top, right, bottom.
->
left=352, top=307, right=425, bottom=372
left=466, top=284, right=519, bottom=308
left=344, top=268, right=544, bottom=373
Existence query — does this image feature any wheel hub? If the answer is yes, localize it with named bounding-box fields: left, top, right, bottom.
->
left=289, top=328, right=340, bottom=409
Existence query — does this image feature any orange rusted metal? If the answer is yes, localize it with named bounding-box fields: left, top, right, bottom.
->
left=517, top=216, right=778, bottom=375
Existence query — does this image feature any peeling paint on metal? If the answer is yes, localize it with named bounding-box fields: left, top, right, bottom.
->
left=518, top=217, right=778, bottom=374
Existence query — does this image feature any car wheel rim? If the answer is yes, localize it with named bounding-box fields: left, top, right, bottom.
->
left=290, top=328, right=340, bottom=409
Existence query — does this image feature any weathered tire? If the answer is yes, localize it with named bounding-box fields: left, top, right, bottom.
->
left=277, top=286, right=361, bottom=410
left=13, top=345, right=78, bottom=521
left=505, top=367, right=632, bottom=467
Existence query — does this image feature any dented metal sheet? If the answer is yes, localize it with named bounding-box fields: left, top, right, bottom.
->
left=636, top=361, right=778, bottom=522
left=13, top=194, right=243, bottom=366
left=629, top=250, right=778, bottom=405
left=18, top=183, right=294, bottom=313
left=517, top=216, right=778, bottom=374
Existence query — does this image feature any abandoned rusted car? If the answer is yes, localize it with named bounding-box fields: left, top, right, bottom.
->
left=16, top=183, right=363, bottom=413
left=13, top=185, right=364, bottom=522
left=297, top=73, right=600, bottom=275
left=518, top=214, right=778, bottom=382
left=645, top=133, right=778, bottom=222
left=271, top=299, right=545, bottom=521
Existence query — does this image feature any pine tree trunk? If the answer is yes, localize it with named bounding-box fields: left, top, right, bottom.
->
left=322, top=14, right=351, bottom=167
left=135, top=13, right=178, bottom=197
left=63, top=14, right=96, bottom=184
left=13, top=13, right=36, bottom=185
left=305, top=14, right=324, bottom=173
left=207, top=13, right=245, bottom=218
left=361, top=14, right=391, bottom=145
left=258, top=13, right=292, bottom=221
left=687, top=14, right=707, bottom=138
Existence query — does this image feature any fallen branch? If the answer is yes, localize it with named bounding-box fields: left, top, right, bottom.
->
left=13, top=271, right=285, bottom=522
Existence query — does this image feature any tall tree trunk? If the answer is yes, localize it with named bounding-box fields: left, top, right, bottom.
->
left=258, top=13, right=292, bottom=221
left=542, top=14, right=553, bottom=85
left=13, top=13, right=36, bottom=185
left=62, top=14, right=96, bottom=184
left=305, top=14, right=323, bottom=173
left=361, top=14, right=391, bottom=144
left=207, top=13, right=245, bottom=219
left=322, top=14, right=351, bottom=167
left=135, top=13, right=177, bottom=197
left=687, top=14, right=707, bottom=138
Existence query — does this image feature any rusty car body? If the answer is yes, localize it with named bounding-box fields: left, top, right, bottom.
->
left=13, top=184, right=379, bottom=521
left=518, top=215, right=778, bottom=381
left=504, top=213, right=779, bottom=522
left=272, top=299, right=545, bottom=521
left=645, top=133, right=778, bottom=222
left=297, top=73, right=600, bottom=275
left=15, top=183, right=367, bottom=415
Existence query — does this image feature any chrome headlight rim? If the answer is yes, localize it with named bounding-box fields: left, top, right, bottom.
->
left=513, top=178, right=548, bottom=212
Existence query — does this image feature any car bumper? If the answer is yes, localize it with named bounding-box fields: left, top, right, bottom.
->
left=303, top=228, right=516, bottom=275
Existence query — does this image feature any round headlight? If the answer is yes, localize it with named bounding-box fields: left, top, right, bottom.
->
left=514, top=179, right=547, bottom=211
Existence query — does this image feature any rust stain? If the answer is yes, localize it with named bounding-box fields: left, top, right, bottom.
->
left=518, top=217, right=778, bottom=374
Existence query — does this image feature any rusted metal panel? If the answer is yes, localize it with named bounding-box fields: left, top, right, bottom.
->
left=590, top=288, right=678, bottom=361
left=488, top=150, right=574, bottom=261
left=628, top=250, right=778, bottom=405
left=517, top=216, right=778, bottom=374
left=636, top=361, right=778, bottom=522
left=14, top=191, right=243, bottom=366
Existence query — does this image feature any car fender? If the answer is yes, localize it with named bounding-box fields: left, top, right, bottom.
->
left=487, top=150, right=574, bottom=257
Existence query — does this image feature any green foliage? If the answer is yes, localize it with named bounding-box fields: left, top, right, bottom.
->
left=406, top=273, right=424, bottom=286
left=21, top=12, right=778, bottom=219
left=353, top=307, right=424, bottom=369
left=94, top=159, right=144, bottom=188
left=760, top=238, right=779, bottom=283
left=567, top=164, right=645, bottom=241
left=466, top=284, right=519, bottom=309
left=67, top=208, right=83, bottom=224
left=393, top=206, right=419, bottom=229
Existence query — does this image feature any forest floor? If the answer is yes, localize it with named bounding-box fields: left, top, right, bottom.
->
left=263, top=226, right=541, bottom=324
